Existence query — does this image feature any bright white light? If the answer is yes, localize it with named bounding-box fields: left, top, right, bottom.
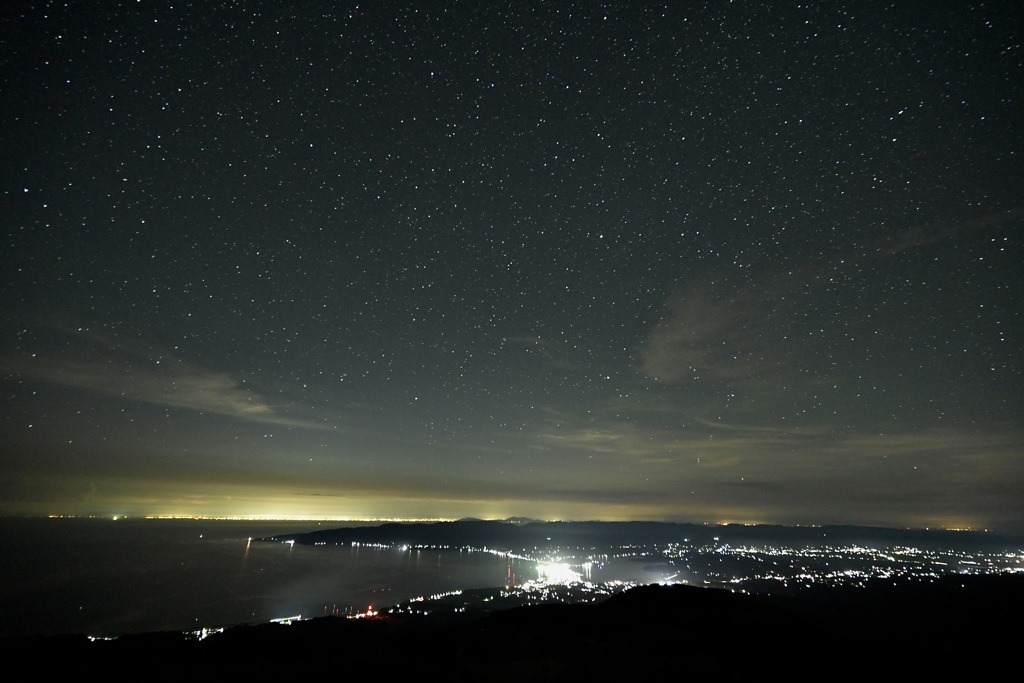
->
left=535, top=562, right=581, bottom=585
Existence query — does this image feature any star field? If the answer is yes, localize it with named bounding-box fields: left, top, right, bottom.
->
left=2, top=2, right=1022, bottom=529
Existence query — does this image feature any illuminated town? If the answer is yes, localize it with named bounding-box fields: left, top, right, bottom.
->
left=314, top=533, right=1024, bottom=620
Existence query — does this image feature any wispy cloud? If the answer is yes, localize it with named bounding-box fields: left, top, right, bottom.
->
left=637, top=270, right=803, bottom=385
left=4, top=325, right=337, bottom=431
left=536, top=404, right=1022, bottom=476
left=877, top=207, right=1024, bottom=255
left=532, top=409, right=1023, bottom=527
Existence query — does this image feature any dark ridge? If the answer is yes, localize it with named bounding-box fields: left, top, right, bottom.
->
left=263, top=519, right=1021, bottom=553
left=4, top=577, right=1020, bottom=678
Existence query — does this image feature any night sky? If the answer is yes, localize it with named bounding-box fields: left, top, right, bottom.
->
left=2, top=2, right=1021, bottom=530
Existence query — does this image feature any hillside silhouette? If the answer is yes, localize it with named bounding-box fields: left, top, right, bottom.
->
left=5, top=576, right=1020, bottom=678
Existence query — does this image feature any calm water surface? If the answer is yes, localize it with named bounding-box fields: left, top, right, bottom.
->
left=0, top=518, right=539, bottom=638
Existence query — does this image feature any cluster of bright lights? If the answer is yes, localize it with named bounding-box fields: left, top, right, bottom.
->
left=189, top=626, right=224, bottom=641
left=535, top=561, right=582, bottom=585
left=402, top=589, right=464, bottom=606
left=269, top=615, right=303, bottom=625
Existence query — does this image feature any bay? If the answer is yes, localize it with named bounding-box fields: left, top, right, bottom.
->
left=0, top=517, right=538, bottom=638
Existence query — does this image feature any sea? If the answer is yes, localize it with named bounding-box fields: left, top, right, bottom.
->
left=0, top=517, right=658, bottom=639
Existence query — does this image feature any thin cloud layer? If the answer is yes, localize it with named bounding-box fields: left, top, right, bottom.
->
left=3, top=327, right=335, bottom=432
left=638, top=270, right=804, bottom=386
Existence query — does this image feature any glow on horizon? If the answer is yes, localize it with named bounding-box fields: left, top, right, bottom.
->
left=29, top=506, right=999, bottom=532
left=44, top=513, right=462, bottom=522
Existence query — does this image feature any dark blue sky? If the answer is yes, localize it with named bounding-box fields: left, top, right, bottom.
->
left=2, top=1, right=1021, bottom=529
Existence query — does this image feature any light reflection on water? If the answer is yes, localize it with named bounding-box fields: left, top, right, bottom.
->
left=0, top=518, right=661, bottom=638
left=253, top=540, right=534, bottom=621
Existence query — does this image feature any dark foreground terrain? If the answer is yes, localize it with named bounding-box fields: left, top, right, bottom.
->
left=5, top=575, right=1020, bottom=679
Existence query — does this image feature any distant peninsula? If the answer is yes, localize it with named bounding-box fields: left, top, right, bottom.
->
left=261, top=518, right=1016, bottom=551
